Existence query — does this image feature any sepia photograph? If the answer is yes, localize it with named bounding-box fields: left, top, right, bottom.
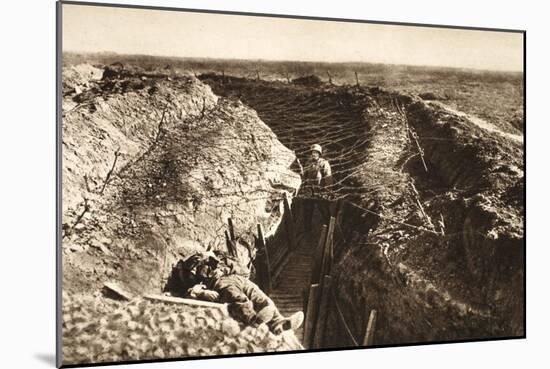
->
left=57, top=1, right=525, bottom=366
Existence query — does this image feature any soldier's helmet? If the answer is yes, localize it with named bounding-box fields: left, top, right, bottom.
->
left=311, top=144, right=322, bottom=155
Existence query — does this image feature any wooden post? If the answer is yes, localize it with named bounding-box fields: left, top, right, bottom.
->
left=363, top=309, right=378, bottom=346
left=355, top=71, right=360, bottom=87
left=302, top=287, right=309, bottom=317
left=409, top=182, right=436, bottom=231
left=253, top=236, right=263, bottom=287
left=310, top=225, right=328, bottom=285
left=334, top=198, right=344, bottom=219
left=303, top=284, right=320, bottom=348
left=283, top=193, right=297, bottom=252
left=320, top=217, right=336, bottom=278
left=327, top=71, right=333, bottom=85
left=227, top=218, right=236, bottom=242
left=408, top=127, right=428, bottom=172
left=226, top=218, right=238, bottom=257
left=256, top=70, right=260, bottom=81
left=257, top=224, right=272, bottom=294
left=224, top=230, right=233, bottom=256
left=312, top=275, right=332, bottom=348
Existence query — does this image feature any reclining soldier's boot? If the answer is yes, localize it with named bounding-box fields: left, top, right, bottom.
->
left=252, top=305, right=276, bottom=327
left=273, top=311, right=304, bottom=334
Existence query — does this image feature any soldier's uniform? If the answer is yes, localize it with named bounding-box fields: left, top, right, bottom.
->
left=302, top=145, right=333, bottom=232
left=183, top=253, right=302, bottom=333
left=302, top=157, right=332, bottom=197
left=210, top=273, right=286, bottom=329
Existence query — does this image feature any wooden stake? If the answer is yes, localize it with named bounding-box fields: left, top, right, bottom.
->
left=224, top=230, right=233, bottom=256
left=283, top=193, right=297, bottom=252
left=355, top=71, right=360, bottom=87
left=409, top=182, right=436, bottom=232
left=303, top=284, right=320, bottom=349
left=310, top=225, right=328, bottom=285
left=227, top=218, right=236, bottom=241
left=333, top=198, right=343, bottom=219
left=327, top=71, right=333, bottom=85
left=363, top=309, right=378, bottom=346
left=257, top=224, right=272, bottom=294
left=226, top=218, right=238, bottom=257
left=312, top=275, right=332, bottom=348
left=408, top=127, right=428, bottom=172
left=321, top=217, right=336, bottom=278
left=99, top=149, right=120, bottom=195
left=302, top=287, right=309, bottom=317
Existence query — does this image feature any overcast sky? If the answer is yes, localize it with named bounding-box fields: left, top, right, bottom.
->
left=62, top=4, right=524, bottom=72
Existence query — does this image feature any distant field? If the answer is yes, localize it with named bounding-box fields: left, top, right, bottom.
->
left=64, top=52, right=524, bottom=134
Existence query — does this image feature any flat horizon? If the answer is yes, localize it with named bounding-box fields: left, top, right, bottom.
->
left=62, top=50, right=524, bottom=74
left=62, top=4, right=524, bottom=73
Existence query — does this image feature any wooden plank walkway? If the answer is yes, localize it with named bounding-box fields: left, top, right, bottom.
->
left=269, top=233, right=316, bottom=343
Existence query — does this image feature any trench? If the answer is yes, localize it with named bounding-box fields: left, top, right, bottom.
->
left=199, top=74, right=524, bottom=347
left=62, top=64, right=523, bottom=363
left=200, top=75, right=382, bottom=347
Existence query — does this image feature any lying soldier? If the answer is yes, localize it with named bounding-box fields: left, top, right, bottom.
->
left=184, top=252, right=304, bottom=334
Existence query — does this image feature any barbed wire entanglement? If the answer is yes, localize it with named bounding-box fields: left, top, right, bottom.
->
left=197, top=74, right=465, bottom=239
left=200, top=75, right=377, bottom=202
left=69, top=69, right=453, bottom=244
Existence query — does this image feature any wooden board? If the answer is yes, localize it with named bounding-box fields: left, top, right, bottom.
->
left=312, top=275, right=332, bottom=349
left=143, top=294, right=228, bottom=313
left=310, top=225, right=328, bottom=285
left=257, top=223, right=272, bottom=294
left=303, top=284, right=320, bottom=349
left=283, top=193, right=297, bottom=252
left=320, top=217, right=336, bottom=278
left=103, top=282, right=133, bottom=301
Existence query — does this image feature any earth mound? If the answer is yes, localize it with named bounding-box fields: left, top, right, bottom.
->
left=61, top=64, right=302, bottom=364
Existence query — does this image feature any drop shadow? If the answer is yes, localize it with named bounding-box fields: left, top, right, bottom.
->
left=34, top=353, right=56, bottom=366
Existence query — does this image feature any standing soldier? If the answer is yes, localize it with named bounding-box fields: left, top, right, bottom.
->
left=302, top=144, right=333, bottom=232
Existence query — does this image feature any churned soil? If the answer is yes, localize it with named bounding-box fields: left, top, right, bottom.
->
left=61, top=64, right=302, bottom=365
left=62, top=292, right=300, bottom=365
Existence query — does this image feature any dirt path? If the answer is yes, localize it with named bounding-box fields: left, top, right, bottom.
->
left=270, top=232, right=316, bottom=343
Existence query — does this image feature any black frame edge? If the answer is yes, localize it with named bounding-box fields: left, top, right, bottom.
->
left=522, top=30, right=526, bottom=339
left=56, top=1, right=64, bottom=367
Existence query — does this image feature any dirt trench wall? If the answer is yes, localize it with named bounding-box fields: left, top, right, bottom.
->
left=324, top=91, right=523, bottom=346
left=326, top=198, right=503, bottom=345
left=62, top=65, right=300, bottom=297
left=404, top=99, right=524, bottom=335
left=328, top=226, right=498, bottom=346
left=199, top=75, right=524, bottom=344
